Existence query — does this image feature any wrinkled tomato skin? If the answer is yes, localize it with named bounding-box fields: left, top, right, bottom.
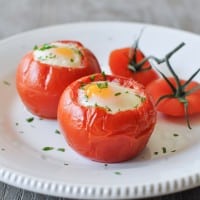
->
left=58, top=73, right=157, bottom=163
left=16, top=41, right=101, bottom=118
left=146, top=77, right=200, bottom=116
left=109, top=47, right=159, bottom=86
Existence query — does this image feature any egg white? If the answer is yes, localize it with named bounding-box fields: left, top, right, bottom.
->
left=78, top=81, right=146, bottom=114
left=33, top=42, right=83, bottom=67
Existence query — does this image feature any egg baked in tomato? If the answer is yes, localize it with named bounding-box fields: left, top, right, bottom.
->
left=16, top=40, right=101, bottom=118
left=58, top=73, right=157, bottom=163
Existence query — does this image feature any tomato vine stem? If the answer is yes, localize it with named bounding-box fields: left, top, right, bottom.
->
left=129, top=38, right=199, bottom=129
left=151, top=42, right=200, bottom=129
left=128, top=28, right=152, bottom=72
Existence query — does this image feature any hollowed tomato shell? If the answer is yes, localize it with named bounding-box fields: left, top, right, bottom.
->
left=16, top=40, right=101, bottom=118
left=57, top=73, right=157, bottom=163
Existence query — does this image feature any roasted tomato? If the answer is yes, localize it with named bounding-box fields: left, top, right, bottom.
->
left=16, top=40, right=101, bottom=118
left=57, top=73, right=157, bottom=163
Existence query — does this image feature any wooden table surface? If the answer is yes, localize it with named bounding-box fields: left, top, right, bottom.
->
left=0, top=0, right=200, bottom=199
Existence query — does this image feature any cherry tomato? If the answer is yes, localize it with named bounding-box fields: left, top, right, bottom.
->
left=57, top=73, right=157, bottom=163
left=146, top=77, right=200, bottom=116
left=109, top=47, right=159, bottom=86
left=16, top=40, right=101, bottom=118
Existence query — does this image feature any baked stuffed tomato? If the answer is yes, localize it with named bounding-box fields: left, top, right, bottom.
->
left=16, top=40, right=101, bottom=118
left=57, top=73, right=157, bottom=163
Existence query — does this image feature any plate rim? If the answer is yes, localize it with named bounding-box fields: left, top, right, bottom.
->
left=1, top=20, right=200, bottom=45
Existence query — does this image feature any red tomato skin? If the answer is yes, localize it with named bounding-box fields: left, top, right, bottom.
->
left=58, top=74, right=157, bottom=163
left=146, top=77, right=200, bottom=116
left=16, top=41, right=101, bottom=118
left=109, top=47, right=159, bottom=86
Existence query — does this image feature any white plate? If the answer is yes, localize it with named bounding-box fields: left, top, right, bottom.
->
left=0, top=22, right=200, bottom=199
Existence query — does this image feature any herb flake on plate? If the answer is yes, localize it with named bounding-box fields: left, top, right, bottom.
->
left=26, top=117, right=34, bottom=123
left=42, top=147, right=54, bottom=151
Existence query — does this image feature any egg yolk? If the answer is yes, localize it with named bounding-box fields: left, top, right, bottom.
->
left=55, top=47, right=74, bottom=58
left=85, top=83, right=112, bottom=98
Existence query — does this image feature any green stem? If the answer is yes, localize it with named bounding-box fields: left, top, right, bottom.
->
left=153, top=66, right=177, bottom=93
left=129, top=42, right=185, bottom=72
left=129, top=28, right=145, bottom=69
left=156, top=94, right=174, bottom=106
left=182, top=68, right=200, bottom=89
left=165, top=42, right=185, bottom=60
left=132, top=28, right=144, bottom=62
left=185, top=85, right=200, bottom=96
left=182, top=99, right=192, bottom=129
left=166, top=58, right=183, bottom=97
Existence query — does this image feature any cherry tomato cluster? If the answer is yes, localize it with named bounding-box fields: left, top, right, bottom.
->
left=145, top=43, right=200, bottom=129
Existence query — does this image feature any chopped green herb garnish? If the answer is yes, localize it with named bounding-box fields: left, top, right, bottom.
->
left=38, top=56, right=44, bottom=61
left=36, top=43, right=57, bottom=51
left=104, top=163, right=108, bottom=167
left=3, top=80, right=10, bottom=86
left=173, top=133, right=179, bottom=137
left=48, top=53, right=56, bottom=59
left=76, top=50, right=83, bottom=57
left=79, top=82, right=86, bottom=89
left=57, top=148, right=65, bottom=152
left=64, top=163, right=69, bottom=166
left=90, top=75, right=95, bottom=81
left=26, top=117, right=34, bottom=123
left=154, top=151, right=159, bottom=155
left=101, top=71, right=107, bottom=80
left=95, top=103, right=99, bottom=107
left=42, top=146, right=54, bottom=151
left=70, top=58, right=74, bottom=62
left=33, top=45, right=38, bottom=50
left=162, top=147, right=167, bottom=154
left=141, top=97, right=146, bottom=103
left=84, top=95, right=89, bottom=102
left=125, top=91, right=129, bottom=94
left=105, top=106, right=112, bottom=112
left=96, top=82, right=108, bottom=89
left=114, top=171, right=121, bottom=175
left=38, top=53, right=56, bottom=61
left=114, top=92, right=121, bottom=96
left=135, top=94, right=146, bottom=102
left=55, top=129, right=60, bottom=134
left=171, top=150, right=176, bottom=152
left=15, top=122, right=19, bottom=126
